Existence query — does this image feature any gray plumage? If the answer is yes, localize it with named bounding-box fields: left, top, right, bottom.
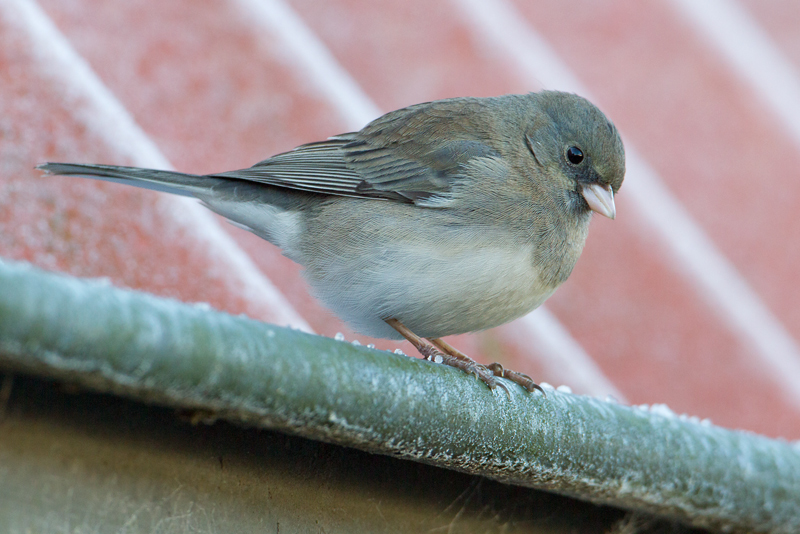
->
left=39, top=91, right=625, bottom=340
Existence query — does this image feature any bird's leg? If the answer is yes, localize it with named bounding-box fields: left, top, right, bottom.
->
left=385, top=318, right=507, bottom=395
left=430, top=337, right=544, bottom=395
left=384, top=318, right=439, bottom=361
left=428, top=336, right=509, bottom=396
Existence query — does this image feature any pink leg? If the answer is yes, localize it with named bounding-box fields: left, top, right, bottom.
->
left=385, top=318, right=507, bottom=394
left=431, top=337, right=544, bottom=395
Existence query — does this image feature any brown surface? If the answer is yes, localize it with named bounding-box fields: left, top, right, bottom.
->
left=0, top=372, right=702, bottom=533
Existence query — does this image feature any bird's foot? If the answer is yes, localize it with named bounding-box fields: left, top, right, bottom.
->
left=427, top=336, right=510, bottom=396
left=385, top=318, right=506, bottom=393
left=385, top=318, right=541, bottom=397
left=485, top=363, right=545, bottom=395
left=417, top=342, right=508, bottom=395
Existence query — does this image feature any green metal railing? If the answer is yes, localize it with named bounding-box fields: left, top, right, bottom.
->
left=0, top=258, right=797, bottom=533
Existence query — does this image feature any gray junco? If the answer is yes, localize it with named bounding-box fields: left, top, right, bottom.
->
left=39, top=91, right=625, bottom=394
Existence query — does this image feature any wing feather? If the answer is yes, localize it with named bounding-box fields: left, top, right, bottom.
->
left=209, top=98, right=502, bottom=206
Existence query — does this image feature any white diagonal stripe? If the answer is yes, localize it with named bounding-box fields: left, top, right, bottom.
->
left=454, top=0, right=800, bottom=408
left=5, top=0, right=311, bottom=332
left=670, top=0, right=800, bottom=148
left=230, top=0, right=381, bottom=130
left=511, top=309, right=626, bottom=400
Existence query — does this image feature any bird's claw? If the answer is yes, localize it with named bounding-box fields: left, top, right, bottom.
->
left=487, top=362, right=545, bottom=395
left=384, top=319, right=539, bottom=398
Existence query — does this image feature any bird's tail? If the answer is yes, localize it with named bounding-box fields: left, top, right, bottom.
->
left=37, top=163, right=220, bottom=198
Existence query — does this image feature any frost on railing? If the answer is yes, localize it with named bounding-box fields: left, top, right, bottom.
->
left=0, top=258, right=798, bottom=533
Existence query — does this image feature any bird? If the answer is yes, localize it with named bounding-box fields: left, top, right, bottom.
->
left=39, top=90, right=626, bottom=395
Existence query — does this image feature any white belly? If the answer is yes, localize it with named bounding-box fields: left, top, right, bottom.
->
left=304, top=238, right=556, bottom=340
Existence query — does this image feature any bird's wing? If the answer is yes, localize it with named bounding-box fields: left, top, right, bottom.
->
left=211, top=138, right=393, bottom=199
left=213, top=99, right=501, bottom=206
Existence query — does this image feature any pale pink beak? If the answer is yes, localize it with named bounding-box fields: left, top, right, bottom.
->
left=581, top=183, right=616, bottom=219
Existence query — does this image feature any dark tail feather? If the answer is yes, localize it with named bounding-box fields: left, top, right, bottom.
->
left=37, top=163, right=219, bottom=198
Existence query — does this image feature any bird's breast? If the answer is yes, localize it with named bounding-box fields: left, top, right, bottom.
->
left=304, top=235, right=558, bottom=339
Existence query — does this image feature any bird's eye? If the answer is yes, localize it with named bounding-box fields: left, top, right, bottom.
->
left=566, top=146, right=584, bottom=165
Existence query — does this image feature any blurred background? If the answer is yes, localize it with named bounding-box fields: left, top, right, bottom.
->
left=2, top=0, right=800, bottom=440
